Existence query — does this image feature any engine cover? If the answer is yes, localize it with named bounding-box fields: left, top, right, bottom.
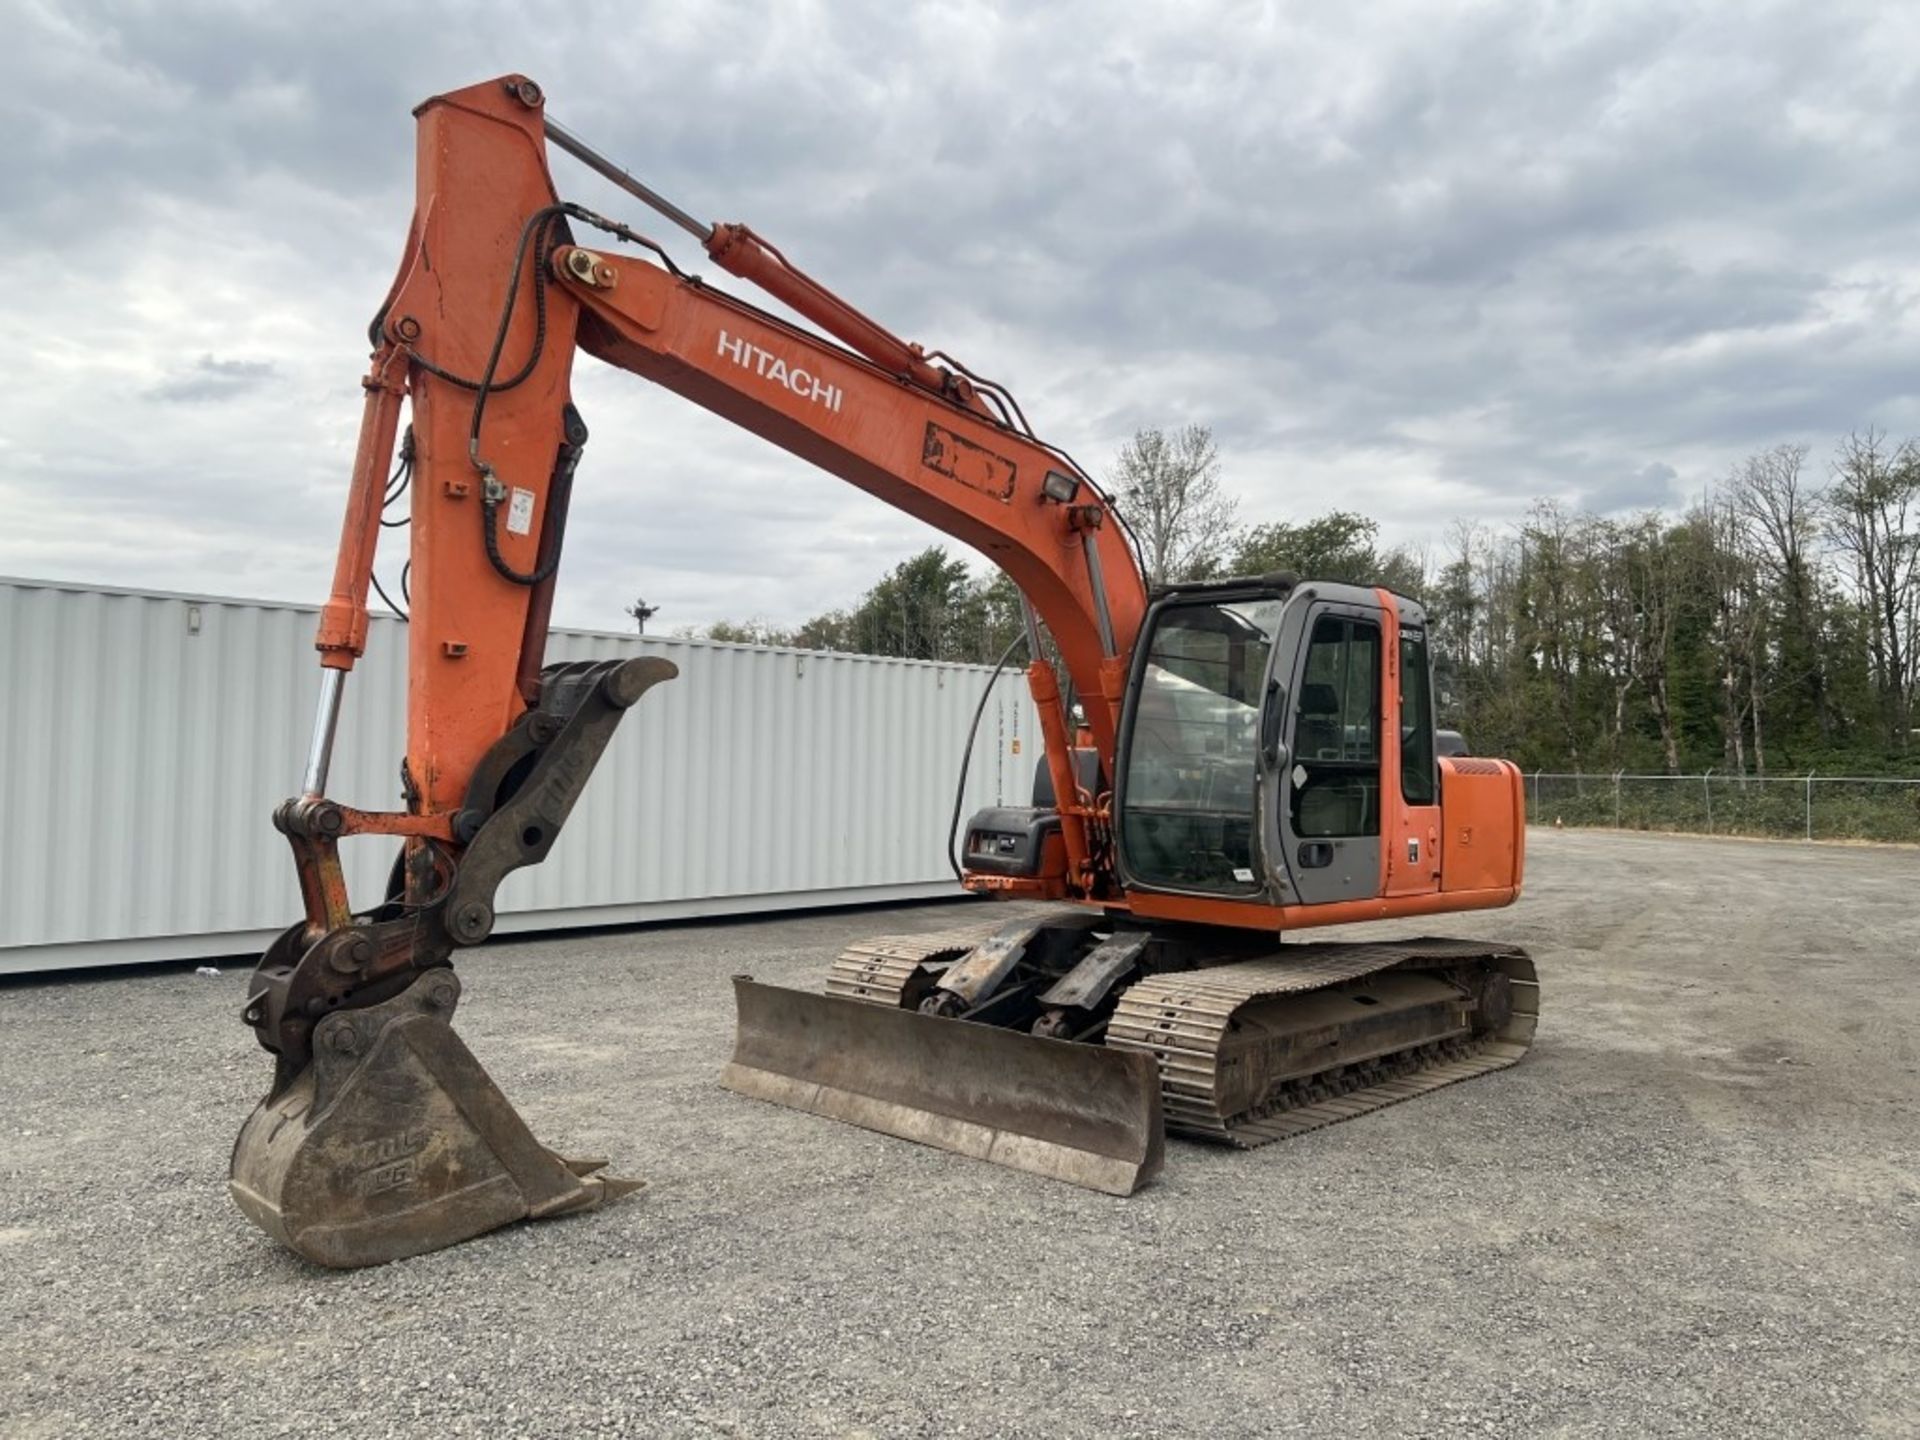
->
left=962, top=805, right=1064, bottom=877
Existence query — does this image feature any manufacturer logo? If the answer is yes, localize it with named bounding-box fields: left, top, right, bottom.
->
left=354, top=1128, right=426, bottom=1196
left=364, top=1157, right=419, bottom=1194
left=716, top=330, right=844, bottom=413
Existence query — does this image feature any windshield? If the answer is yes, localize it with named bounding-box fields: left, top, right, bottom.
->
left=1119, top=596, right=1285, bottom=894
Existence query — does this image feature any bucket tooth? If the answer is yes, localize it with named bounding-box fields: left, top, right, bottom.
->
left=722, top=976, right=1163, bottom=1196
left=230, top=971, right=639, bottom=1268
left=588, top=1172, right=648, bottom=1203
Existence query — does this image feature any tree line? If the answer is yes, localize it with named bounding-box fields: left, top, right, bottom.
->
left=694, top=426, right=1920, bottom=776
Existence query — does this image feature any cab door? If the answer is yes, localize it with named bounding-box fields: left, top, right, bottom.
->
left=1261, top=596, right=1385, bottom=905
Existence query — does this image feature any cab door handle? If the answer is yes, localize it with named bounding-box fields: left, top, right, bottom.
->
left=1297, top=841, right=1335, bottom=869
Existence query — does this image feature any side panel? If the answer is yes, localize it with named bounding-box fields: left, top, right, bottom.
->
left=1385, top=791, right=1442, bottom=895
left=1123, top=882, right=1520, bottom=932
left=1438, top=758, right=1526, bottom=893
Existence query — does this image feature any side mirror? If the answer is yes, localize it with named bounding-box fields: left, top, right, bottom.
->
left=1260, top=678, right=1288, bottom=766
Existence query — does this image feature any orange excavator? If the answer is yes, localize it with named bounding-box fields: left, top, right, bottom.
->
left=230, top=75, right=1535, bottom=1268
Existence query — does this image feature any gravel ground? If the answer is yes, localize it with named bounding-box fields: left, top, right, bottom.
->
left=1, top=828, right=1914, bottom=1439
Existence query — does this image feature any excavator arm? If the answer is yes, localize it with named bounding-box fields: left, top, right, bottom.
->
left=232, top=75, right=1150, bottom=1266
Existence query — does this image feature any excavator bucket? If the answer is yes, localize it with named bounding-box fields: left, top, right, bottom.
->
left=230, top=971, right=639, bottom=1268
left=722, top=977, right=1164, bottom=1195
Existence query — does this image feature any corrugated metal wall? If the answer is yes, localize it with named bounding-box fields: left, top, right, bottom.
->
left=0, top=579, right=1036, bottom=973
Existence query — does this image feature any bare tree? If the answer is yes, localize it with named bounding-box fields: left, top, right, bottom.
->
left=1827, top=429, right=1920, bottom=748
left=1430, top=520, right=1529, bottom=758
left=1695, top=486, right=1765, bottom=775
left=1731, top=443, right=1829, bottom=744
left=1516, top=501, right=1596, bottom=770
left=1591, top=518, right=1642, bottom=767
left=1623, top=514, right=1684, bottom=773
left=1109, top=425, right=1237, bottom=584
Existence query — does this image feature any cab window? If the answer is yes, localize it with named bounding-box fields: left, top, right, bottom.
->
left=1290, top=615, right=1380, bottom=838
left=1400, top=628, right=1436, bottom=806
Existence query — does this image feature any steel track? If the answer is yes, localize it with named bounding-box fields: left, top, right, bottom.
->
left=1107, top=939, right=1538, bottom=1145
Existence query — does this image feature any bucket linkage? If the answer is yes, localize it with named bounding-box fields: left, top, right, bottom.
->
left=231, top=657, right=673, bottom=1267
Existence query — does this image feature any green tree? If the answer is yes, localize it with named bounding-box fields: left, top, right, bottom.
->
left=786, top=609, right=855, bottom=652
left=841, top=548, right=977, bottom=659
left=1230, top=511, right=1425, bottom=595
left=704, top=548, right=1027, bottom=663
left=702, top=618, right=793, bottom=646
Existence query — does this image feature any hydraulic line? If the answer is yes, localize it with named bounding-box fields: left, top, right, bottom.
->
left=369, top=567, right=408, bottom=621
left=947, top=630, right=1029, bottom=881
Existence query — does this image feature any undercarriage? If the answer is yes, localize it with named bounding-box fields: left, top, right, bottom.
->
left=723, top=911, right=1537, bottom=1192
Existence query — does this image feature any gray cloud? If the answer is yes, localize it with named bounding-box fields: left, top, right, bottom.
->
left=6, top=0, right=1920, bottom=633
left=145, top=354, right=278, bottom=403
left=1584, top=460, right=1681, bottom=514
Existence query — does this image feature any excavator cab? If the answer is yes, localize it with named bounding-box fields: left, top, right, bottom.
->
left=966, top=575, right=1462, bottom=913
left=1123, top=576, right=1442, bottom=909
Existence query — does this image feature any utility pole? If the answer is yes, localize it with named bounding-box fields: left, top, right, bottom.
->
left=625, top=598, right=659, bottom=634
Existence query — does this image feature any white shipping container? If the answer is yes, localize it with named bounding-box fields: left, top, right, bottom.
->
left=0, top=578, right=1037, bottom=973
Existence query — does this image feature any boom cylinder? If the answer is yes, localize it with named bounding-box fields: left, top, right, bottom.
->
left=300, top=668, right=347, bottom=798
left=313, top=351, right=407, bottom=670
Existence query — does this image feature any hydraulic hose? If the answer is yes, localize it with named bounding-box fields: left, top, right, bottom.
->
left=948, top=631, right=1030, bottom=881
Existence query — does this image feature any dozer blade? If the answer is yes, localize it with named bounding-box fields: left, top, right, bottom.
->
left=721, top=977, right=1163, bottom=1196
left=230, top=971, right=640, bottom=1268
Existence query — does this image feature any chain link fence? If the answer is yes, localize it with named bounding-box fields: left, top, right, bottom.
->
left=1527, top=771, right=1920, bottom=845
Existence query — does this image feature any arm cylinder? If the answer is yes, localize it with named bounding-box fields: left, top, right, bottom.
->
left=541, top=115, right=984, bottom=410
left=543, top=117, right=712, bottom=242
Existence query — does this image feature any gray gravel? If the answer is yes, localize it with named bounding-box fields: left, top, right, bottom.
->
left=2, top=828, right=1915, bottom=1438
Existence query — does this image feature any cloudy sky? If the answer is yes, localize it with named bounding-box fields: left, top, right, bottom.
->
left=7, top=0, right=1919, bottom=632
